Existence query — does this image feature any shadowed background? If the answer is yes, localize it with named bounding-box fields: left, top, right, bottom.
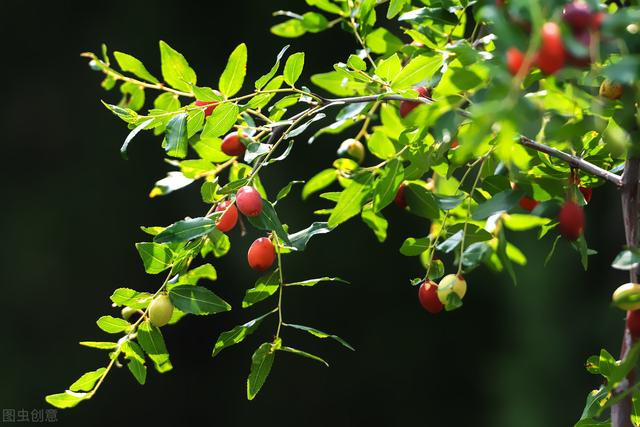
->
left=0, top=1, right=629, bottom=425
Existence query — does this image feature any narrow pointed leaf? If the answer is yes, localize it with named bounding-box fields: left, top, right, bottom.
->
left=154, top=217, right=216, bottom=243
left=212, top=310, right=276, bottom=357
left=219, top=43, right=247, bottom=97
left=169, top=285, right=231, bottom=315
left=279, top=346, right=329, bottom=367
left=247, top=343, right=276, bottom=400
left=285, top=277, right=348, bottom=287
left=285, top=323, right=354, bottom=350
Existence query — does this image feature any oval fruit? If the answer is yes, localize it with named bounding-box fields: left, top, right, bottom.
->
left=148, top=294, right=174, bottom=327
left=437, top=274, right=467, bottom=304
left=579, top=186, right=592, bottom=203
left=399, top=86, right=430, bottom=118
left=506, top=48, right=526, bottom=76
left=536, top=22, right=566, bottom=75
left=337, top=138, right=365, bottom=164
left=394, top=183, right=407, bottom=209
left=558, top=201, right=584, bottom=241
left=215, top=200, right=238, bottom=232
left=562, top=1, right=592, bottom=32
left=613, top=283, right=640, bottom=311
left=519, top=196, right=539, bottom=212
left=236, top=186, right=263, bottom=217
left=195, top=100, right=218, bottom=117
left=221, top=132, right=247, bottom=157
left=418, top=280, right=443, bottom=314
left=599, top=80, right=623, bottom=100
left=248, top=237, right=276, bottom=271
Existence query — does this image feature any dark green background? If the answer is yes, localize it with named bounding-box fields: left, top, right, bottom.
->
left=0, top=1, right=629, bottom=425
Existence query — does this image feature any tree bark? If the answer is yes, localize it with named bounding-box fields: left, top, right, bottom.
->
left=612, top=157, right=640, bottom=427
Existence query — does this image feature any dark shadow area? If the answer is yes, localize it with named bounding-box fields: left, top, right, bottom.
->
left=0, top=1, right=628, bottom=426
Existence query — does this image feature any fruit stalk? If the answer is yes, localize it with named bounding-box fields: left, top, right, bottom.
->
left=612, top=156, right=640, bottom=427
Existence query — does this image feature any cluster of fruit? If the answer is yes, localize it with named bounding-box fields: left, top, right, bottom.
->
left=502, top=1, right=624, bottom=101
left=138, top=184, right=273, bottom=328
left=417, top=274, right=467, bottom=314
left=505, top=0, right=606, bottom=75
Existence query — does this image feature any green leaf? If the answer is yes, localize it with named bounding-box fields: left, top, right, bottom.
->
left=244, top=142, right=271, bottom=164
left=165, top=113, right=189, bottom=158
left=114, top=51, right=159, bottom=83
left=121, top=118, right=154, bottom=159
left=246, top=200, right=291, bottom=245
left=159, top=40, right=196, bottom=93
left=503, top=214, right=551, bottom=231
left=154, top=217, right=216, bottom=243
left=311, top=71, right=368, bottom=96
left=110, top=288, right=154, bottom=309
left=247, top=343, right=276, bottom=400
left=405, top=183, right=439, bottom=219
left=306, top=0, right=344, bottom=15
left=285, top=277, right=348, bottom=287
left=69, top=368, right=106, bottom=392
left=375, top=54, right=402, bottom=82
left=373, top=159, right=403, bottom=212
left=361, top=205, right=388, bottom=242
left=275, top=180, right=304, bottom=205
left=387, top=0, right=408, bottom=18
left=178, top=263, right=217, bottom=285
left=284, top=52, right=305, bottom=86
left=391, top=54, right=441, bottom=90
left=328, top=173, right=374, bottom=228
left=574, top=418, right=610, bottom=426
left=271, top=19, right=307, bottom=38
left=400, top=236, right=430, bottom=256
left=219, top=43, right=247, bottom=97
left=347, top=54, right=367, bottom=71
left=472, top=189, right=522, bottom=220
left=365, top=27, right=403, bottom=55
left=285, top=323, right=354, bottom=350
left=201, top=103, right=239, bottom=138
left=202, top=228, right=231, bottom=258
left=437, top=230, right=463, bottom=253
left=287, top=222, right=332, bottom=251
left=122, top=341, right=145, bottom=364
left=243, top=270, right=280, bottom=308
left=127, top=359, right=147, bottom=385
left=149, top=171, right=194, bottom=198
left=169, top=285, right=231, bottom=315
left=632, top=389, right=640, bottom=426
left=135, top=242, right=173, bottom=274
left=604, top=56, right=640, bottom=85
left=45, top=391, right=88, bottom=409
left=137, top=320, right=170, bottom=368
left=578, top=386, right=610, bottom=423
left=279, top=346, right=329, bottom=367
left=255, top=45, right=290, bottom=90
left=212, top=310, right=276, bottom=357
left=79, top=341, right=118, bottom=350
left=612, top=249, right=640, bottom=271
left=303, top=169, right=337, bottom=200
left=96, top=316, right=131, bottom=334
left=462, top=242, right=491, bottom=268
left=497, top=228, right=517, bottom=285
left=302, top=11, right=330, bottom=32
left=367, top=131, right=396, bottom=159
left=435, top=194, right=465, bottom=210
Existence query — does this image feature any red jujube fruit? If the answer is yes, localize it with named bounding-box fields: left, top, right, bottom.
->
left=248, top=237, right=276, bottom=271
